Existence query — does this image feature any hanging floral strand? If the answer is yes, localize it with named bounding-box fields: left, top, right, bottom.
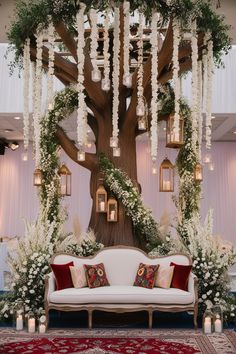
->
left=34, top=29, right=43, bottom=167
left=76, top=3, right=87, bottom=157
left=47, top=21, right=55, bottom=110
left=205, top=34, right=214, bottom=149
left=101, top=11, right=110, bottom=91
left=23, top=38, right=30, bottom=151
left=191, top=20, right=199, bottom=153
left=90, top=8, right=101, bottom=82
left=150, top=11, right=159, bottom=161
left=110, top=6, right=121, bottom=153
left=197, top=60, right=203, bottom=160
left=172, top=18, right=181, bottom=139
left=123, top=1, right=132, bottom=88
left=136, top=12, right=144, bottom=117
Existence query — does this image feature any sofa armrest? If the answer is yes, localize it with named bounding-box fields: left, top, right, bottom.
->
left=188, top=272, right=198, bottom=303
left=44, top=272, right=55, bottom=303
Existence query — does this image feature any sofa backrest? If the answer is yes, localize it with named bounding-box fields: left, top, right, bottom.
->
left=51, top=246, right=191, bottom=286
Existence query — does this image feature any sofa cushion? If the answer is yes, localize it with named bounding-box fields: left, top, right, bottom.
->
left=170, top=262, right=192, bottom=291
left=50, top=261, right=74, bottom=290
left=49, top=285, right=194, bottom=305
left=155, top=265, right=174, bottom=289
left=84, top=263, right=110, bottom=288
left=134, top=263, right=158, bottom=289
left=69, top=265, right=87, bottom=289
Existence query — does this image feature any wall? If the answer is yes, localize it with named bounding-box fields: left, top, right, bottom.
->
left=0, top=141, right=235, bottom=252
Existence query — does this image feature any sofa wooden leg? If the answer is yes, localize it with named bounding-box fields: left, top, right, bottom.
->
left=194, top=307, right=198, bottom=329
left=45, top=308, right=49, bottom=330
left=88, top=310, right=93, bottom=329
left=148, top=311, right=153, bottom=329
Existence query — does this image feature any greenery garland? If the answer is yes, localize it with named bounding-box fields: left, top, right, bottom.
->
left=99, top=154, right=162, bottom=250
left=8, top=0, right=231, bottom=70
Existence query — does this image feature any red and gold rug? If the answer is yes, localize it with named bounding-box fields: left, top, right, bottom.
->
left=0, top=328, right=235, bottom=354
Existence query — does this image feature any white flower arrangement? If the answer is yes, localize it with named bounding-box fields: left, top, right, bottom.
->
left=136, top=12, right=144, bottom=116
left=150, top=11, right=159, bottom=161
left=90, top=8, right=101, bottom=82
left=23, top=38, right=30, bottom=151
left=190, top=20, right=199, bottom=154
left=102, top=10, right=111, bottom=91
left=47, top=21, right=55, bottom=109
left=111, top=6, right=121, bottom=150
left=123, top=1, right=131, bottom=87
left=76, top=3, right=87, bottom=149
left=172, top=17, right=181, bottom=138
left=34, top=29, right=43, bottom=167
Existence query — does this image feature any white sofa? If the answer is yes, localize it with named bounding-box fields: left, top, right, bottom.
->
left=44, top=246, right=198, bottom=329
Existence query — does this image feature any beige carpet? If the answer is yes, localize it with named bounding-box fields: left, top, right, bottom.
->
left=0, top=328, right=235, bottom=353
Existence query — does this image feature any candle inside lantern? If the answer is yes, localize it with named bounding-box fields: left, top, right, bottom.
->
left=100, top=201, right=105, bottom=212
left=214, top=318, right=222, bottom=333
left=16, top=314, right=23, bottom=331
left=91, top=68, right=101, bottom=82
left=39, top=323, right=46, bottom=333
left=204, top=317, right=212, bottom=334
left=101, top=78, right=110, bottom=91
left=163, top=180, right=171, bottom=190
left=110, top=210, right=115, bottom=220
left=28, top=318, right=36, bottom=333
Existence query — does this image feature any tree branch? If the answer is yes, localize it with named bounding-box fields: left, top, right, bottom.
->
left=56, top=126, right=98, bottom=171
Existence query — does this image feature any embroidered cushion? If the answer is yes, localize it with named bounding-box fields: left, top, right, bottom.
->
left=51, top=261, right=74, bottom=290
left=133, top=263, right=159, bottom=289
left=69, top=265, right=87, bottom=288
left=170, top=262, right=192, bottom=291
left=84, top=263, right=110, bottom=288
left=155, top=265, right=175, bottom=289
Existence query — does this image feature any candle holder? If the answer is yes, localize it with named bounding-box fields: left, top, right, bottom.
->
left=15, top=301, right=24, bottom=331
left=38, top=314, right=47, bottom=334
left=212, top=305, right=223, bottom=333
left=101, top=78, right=110, bottom=91
left=27, top=311, right=36, bottom=333
left=91, top=68, right=101, bottom=82
left=202, top=308, right=214, bottom=334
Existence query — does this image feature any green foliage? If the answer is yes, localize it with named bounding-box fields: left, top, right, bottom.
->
left=66, top=239, right=104, bottom=257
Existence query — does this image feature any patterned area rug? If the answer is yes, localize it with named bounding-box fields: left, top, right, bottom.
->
left=0, top=328, right=235, bottom=354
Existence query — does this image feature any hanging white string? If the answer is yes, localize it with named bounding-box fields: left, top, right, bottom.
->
left=205, top=34, right=214, bottom=149
left=23, top=38, right=30, bottom=151
left=172, top=18, right=181, bottom=138
left=191, top=20, right=199, bottom=153
left=197, top=60, right=203, bottom=160
left=47, top=21, right=55, bottom=109
left=136, top=12, right=144, bottom=116
left=123, top=1, right=132, bottom=87
left=150, top=11, right=160, bottom=161
left=102, top=11, right=111, bottom=91
left=90, top=8, right=101, bottom=82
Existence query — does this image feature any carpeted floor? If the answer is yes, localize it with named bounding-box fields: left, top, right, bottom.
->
left=0, top=328, right=235, bottom=353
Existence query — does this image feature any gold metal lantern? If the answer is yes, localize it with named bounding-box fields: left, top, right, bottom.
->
left=107, top=197, right=118, bottom=222
left=58, top=164, right=71, bottom=196
left=194, top=163, right=203, bottom=182
left=96, top=185, right=107, bottom=213
left=33, top=168, right=43, bottom=186
left=159, top=158, right=174, bottom=192
left=166, top=114, right=184, bottom=148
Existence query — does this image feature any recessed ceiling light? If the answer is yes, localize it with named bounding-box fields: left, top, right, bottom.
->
left=14, top=116, right=21, bottom=120
left=4, top=129, right=13, bottom=133
left=233, top=131, right=236, bottom=134
left=211, top=115, right=216, bottom=119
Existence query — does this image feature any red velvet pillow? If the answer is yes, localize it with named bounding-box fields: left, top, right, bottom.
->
left=170, top=262, right=192, bottom=291
left=84, top=263, right=110, bottom=288
left=51, top=261, right=74, bottom=290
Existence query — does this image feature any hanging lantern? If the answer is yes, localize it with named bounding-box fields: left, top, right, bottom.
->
left=194, top=163, right=203, bottom=182
left=138, top=116, right=147, bottom=131
left=107, top=197, right=118, bottom=222
left=159, top=158, right=174, bottom=192
left=166, top=115, right=184, bottom=148
left=33, top=168, right=42, bottom=186
left=96, top=185, right=107, bottom=213
left=58, top=164, right=71, bottom=196
left=113, top=147, right=121, bottom=157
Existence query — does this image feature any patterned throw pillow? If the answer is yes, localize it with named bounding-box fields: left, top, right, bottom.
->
left=133, top=263, right=159, bottom=289
left=155, top=265, right=175, bottom=289
left=69, top=265, right=87, bottom=288
left=84, top=263, right=110, bottom=288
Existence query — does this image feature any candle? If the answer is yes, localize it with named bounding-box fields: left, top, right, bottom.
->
left=204, top=317, right=212, bottom=334
left=110, top=210, right=115, bottom=221
left=61, top=185, right=66, bottom=195
left=214, top=319, right=222, bottom=333
left=28, top=318, right=36, bottom=333
left=16, top=315, right=23, bottom=331
left=39, top=324, right=46, bottom=334
left=163, top=180, right=171, bottom=190
left=100, top=201, right=105, bottom=212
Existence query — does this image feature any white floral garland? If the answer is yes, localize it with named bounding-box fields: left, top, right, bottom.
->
left=172, top=17, right=181, bottom=137
left=90, top=8, right=101, bottom=82
left=111, top=6, right=121, bottom=150
left=190, top=20, right=199, bottom=153
left=205, top=34, right=214, bottom=149
left=150, top=11, right=159, bottom=161
left=76, top=3, right=87, bottom=149
left=197, top=60, right=203, bottom=160
left=102, top=11, right=111, bottom=91
left=23, top=38, right=30, bottom=151
left=123, top=1, right=131, bottom=87
left=34, top=29, right=43, bottom=167
left=136, top=12, right=144, bottom=116
left=47, top=21, right=55, bottom=109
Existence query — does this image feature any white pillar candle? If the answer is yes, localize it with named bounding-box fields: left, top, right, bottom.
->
left=28, top=318, right=36, bottom=333
left=39, top=324, right=46, bottom=334
left=214, top=319, right=222, bottom=333
left=100, top=201, right=105, bottom=212
left=110, top=210, right=115, bottom=220
left=204, top=317, right=212, bottom=334
left=16, top=315, right=23, bottom=330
